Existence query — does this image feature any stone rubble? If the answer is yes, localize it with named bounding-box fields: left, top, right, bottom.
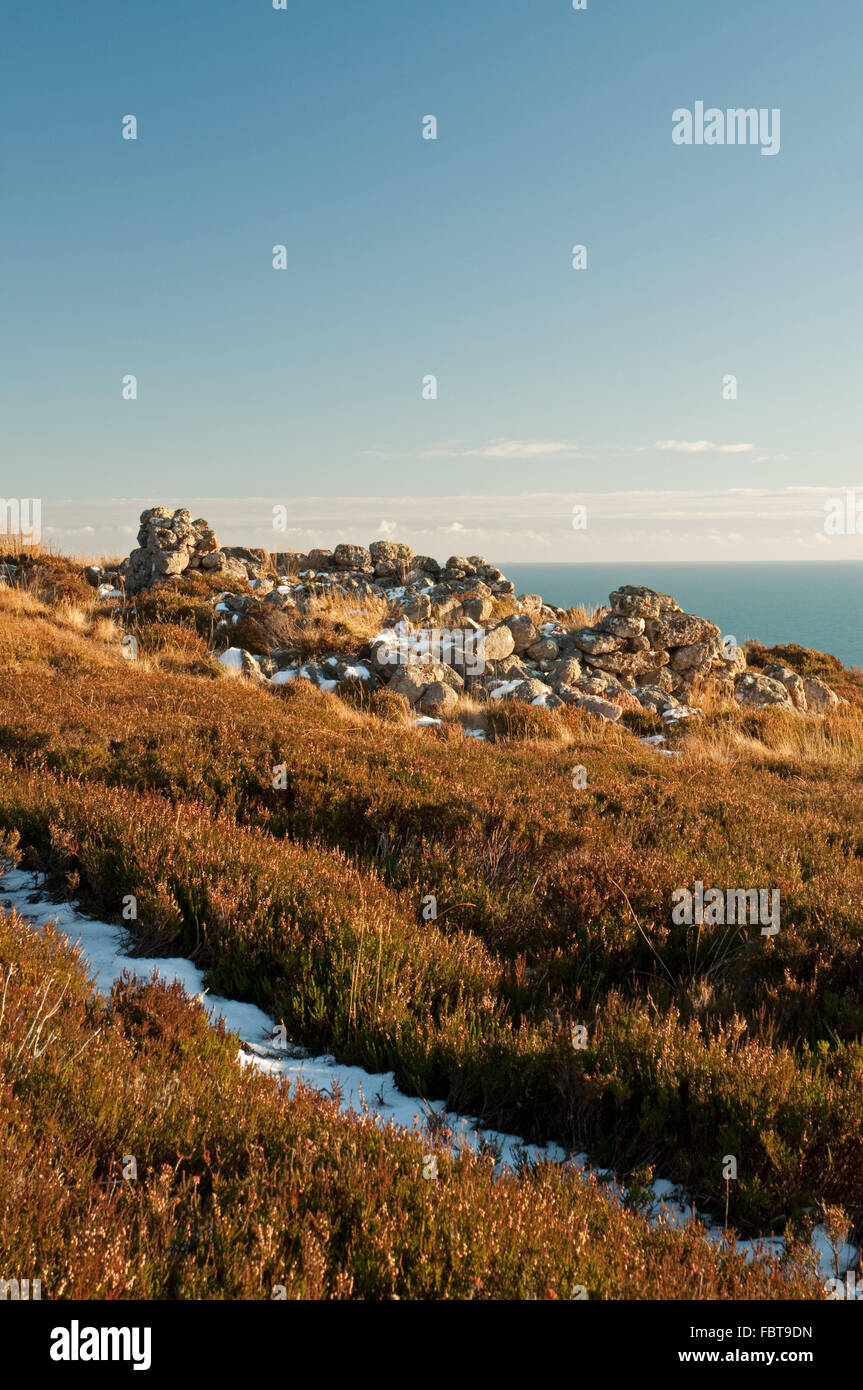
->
left=116, top=509, right=845, bottom=723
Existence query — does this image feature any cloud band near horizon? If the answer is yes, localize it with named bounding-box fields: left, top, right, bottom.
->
left=24, top=488, right=863, bottom=564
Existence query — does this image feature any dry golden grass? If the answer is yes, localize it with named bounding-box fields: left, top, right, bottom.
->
left=302, top=589, right=392, bottom=636
left=234, top=590, right=392, bottom=660
left=0, top=902, right=823, bottom=1300
left=674, top=703, right=863, bottom=771
left=3, top=563, right=863, bottom=1255
left=561, top=602, right=607, bottom=628
left=0, top=588, right=116, bottom=672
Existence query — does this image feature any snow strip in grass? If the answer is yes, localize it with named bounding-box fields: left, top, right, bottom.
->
left=0, top=868, right=854, bottom=1283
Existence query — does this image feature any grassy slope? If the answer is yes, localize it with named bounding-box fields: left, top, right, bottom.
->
left=0, top=572, right=862, bottom=1258
left=0, top=905, right=822, bottom=1299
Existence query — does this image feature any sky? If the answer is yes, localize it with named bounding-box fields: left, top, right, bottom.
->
left=2, top=0, right=862, bottom=561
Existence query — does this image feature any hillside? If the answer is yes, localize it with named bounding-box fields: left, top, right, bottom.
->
left=1, top=524, right=862, bottom=1299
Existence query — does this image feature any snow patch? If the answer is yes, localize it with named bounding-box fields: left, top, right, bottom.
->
left=489, top=680, right=521, bottom=700
left=0, top=868, right=854, bottom=1285
left=662, top=704, right=703, bottom=724
left=219, top=647, right=257, bottom=672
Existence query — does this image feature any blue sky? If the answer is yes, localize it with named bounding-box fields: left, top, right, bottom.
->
left=2, top=0, right=862, bottom=558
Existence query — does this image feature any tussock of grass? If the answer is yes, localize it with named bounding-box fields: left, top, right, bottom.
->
left=484, top=701, right=574, bottom=744
left=235, top=591, right=391, bottom=663
left=560, top=603, right=606, bottom=628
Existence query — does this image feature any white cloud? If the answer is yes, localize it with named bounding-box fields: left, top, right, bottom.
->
left=424, top=438, right=579, bottom=460
left=655, top=440, right=714, bottom=453
left=654, top=440, right=755, bottom=454
left=35, top=488, right=863, bottom=564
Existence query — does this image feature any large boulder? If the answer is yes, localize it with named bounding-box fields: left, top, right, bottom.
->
left=443, top=556, right=476, bottom=579
left=574, top=675, right=613, bottom=697
left=503, top=614, right=539, bottom=653
left=462, top=596, right=494, bottom=622
left=734, top=672, right=794, bottom=710
left=221, top=547, right=271, bottom=581
left=479, top=623, right=516, bottom=663
left=525, top=636, right=559, bottom=663
left=570, top=628, right=623, bottom=656
left=332, top=543, right=372, bottom=572
left=632, top=684, right=679, bottom=714
left=583, top=649, right=668, bottom=681
left=596, top=612, right=646, bottom=639
left=306, top=549, right=334, bottom=571
left=412, top=555, right=441, bottom=577
left=516, top=593, right=544, bottom=614
left=645, top=613, right=721, bottom=649
left=272, top=551, right=309, bottom=575
left=549, top=656, right=583, bottom=689
left=388, top=662, right=463, bottom=706
left=415, top=681, right=459, bottom=716
left=124, top=546, right=184, bottom=593
left=498, top=678, right=554, bottom=703
left=369, top=540, right=413, bottom=575
left=763, top=663, right=808, bottom=711
left=575, top=694, right=624, bottom=723
left=401, top=592, right=434, bottom=623
left=801, top=675, right=841, bottom=714
left=609, top=585, right=680, bottom=621
left=668, top=640, right=719, bottom=673
left=633, top=664, right=674, bottom=692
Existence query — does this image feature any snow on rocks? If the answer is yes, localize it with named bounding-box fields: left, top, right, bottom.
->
left=639, top=732, right=680, bottom=756
left=661, top=704, right=703, bottom=724
left=218, top=647, right=262, bottom=679
left=489, top=679, right=523, bottom=701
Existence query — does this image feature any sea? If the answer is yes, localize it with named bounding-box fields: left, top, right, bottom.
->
left=498, top=562, right=863, bottom=668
